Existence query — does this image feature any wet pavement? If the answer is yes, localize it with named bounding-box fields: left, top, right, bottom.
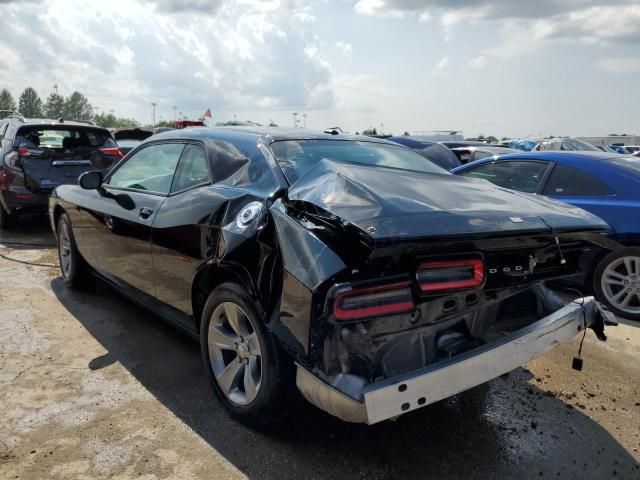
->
left=1, top=216, right=639, bottom=479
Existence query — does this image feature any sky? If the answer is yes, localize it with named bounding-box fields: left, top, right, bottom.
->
left=0, top=0, right=639, bottom=137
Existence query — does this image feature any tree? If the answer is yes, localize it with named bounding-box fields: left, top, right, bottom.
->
left=403, top=131, right=410, bottom=136
left=0, top=88, right=17, bottom=115
left=63, top=91, right=93, bottom=120
left=18, top=87, right=43, bottom=117
left=94, top=112, right=139, bottom=128
left=44, top=93, right=65, bottom=118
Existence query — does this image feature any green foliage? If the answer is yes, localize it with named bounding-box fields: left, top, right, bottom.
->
left=63, top=91, right=93, bottom=120
left=44, top=93, right=65, bottom=118
left=18, top=87, right=44, bottom=117
left=403, top=131, right=410, bottom=136
left=0, top=88, right=17, bottom=115
left=94, top=112, right=139, bottom=128
left=362, top=127, right=378, bottom=135
left=154, top=120, right=173, bottom=128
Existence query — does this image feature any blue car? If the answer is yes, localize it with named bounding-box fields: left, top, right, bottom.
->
left=453, top=151, right=640, bottom=320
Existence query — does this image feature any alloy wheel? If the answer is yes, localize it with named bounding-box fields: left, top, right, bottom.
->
left=207, top=302, right=262, bottom=406
left=601, top=255, right=640, bottom=315
left=58, top=222, right=73, bottom=280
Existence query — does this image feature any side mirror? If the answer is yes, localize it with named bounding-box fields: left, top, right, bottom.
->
left=79, top=171, right=103, bottom=190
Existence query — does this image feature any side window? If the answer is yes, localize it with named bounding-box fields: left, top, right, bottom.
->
left=106, top=143, right=184, bottom=194
left=460, top=161, right=549, bottom=193
left=473, top=150, right=493, bottom=161
left=171, top=144, right=210, bottom=193
left=542, top=165, right=614, bottom=196
left=0, top=122, right=7, bottom=140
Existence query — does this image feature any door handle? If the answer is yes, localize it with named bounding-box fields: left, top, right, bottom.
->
left=139, top=207, right=154, bottom=219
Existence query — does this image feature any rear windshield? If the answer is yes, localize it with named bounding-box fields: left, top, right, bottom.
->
left=16, top=126, right=114, bottom=150
left=270, top=139, right=448, bottom=183
left=606, top=156, right=640, bottom=175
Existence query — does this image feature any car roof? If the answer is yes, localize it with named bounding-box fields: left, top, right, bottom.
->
left=7, top=117, right=104, bottom=128
left=451, top=145, right=520, bottom=153
left=150, top=126, right=397, bottom=145
left=494, top=151, right=623, bottom=162
left=452, top=151, right=633, bottom=174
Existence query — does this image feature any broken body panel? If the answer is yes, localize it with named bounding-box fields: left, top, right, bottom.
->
left=49, top=128, right=614, bottom=423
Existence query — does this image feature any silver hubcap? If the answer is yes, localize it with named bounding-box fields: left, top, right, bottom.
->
left=601, top=255, right=640, bottom=314
left=207, top=302, right=262, bottom=406
left=58, top=222, right=72, bottom=279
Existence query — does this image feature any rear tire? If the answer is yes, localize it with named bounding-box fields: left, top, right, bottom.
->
left=593, top=248, right=640, bottom=321
left=200, top=282, right=297, bottom=426
left=57, top=212, right=93, bottom=289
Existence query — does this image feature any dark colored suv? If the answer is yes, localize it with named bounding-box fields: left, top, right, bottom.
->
left=0, top=116, right=122, bottom=228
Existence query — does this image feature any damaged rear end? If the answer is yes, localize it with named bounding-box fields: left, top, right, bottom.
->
left=267, top=150, right=615, bottom=424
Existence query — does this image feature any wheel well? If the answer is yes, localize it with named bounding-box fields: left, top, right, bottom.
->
left=52, top=204, right=65, bottom=232
left=192, top=266, right=250, bottom=331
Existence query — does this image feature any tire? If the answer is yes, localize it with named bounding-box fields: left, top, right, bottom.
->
left=0, top=205, right=16, bottom=230
left=593, top=247, right=640, bottom=321
left=200, top=282, right=297, bottom=426
left=56, top=213, right=93, bottom=289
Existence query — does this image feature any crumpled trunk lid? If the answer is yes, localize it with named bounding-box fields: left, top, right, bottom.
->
left=286, top=159, right=609, bottom=242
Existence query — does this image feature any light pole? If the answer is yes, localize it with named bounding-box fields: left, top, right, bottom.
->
left=151, top=102, right=157, bottom=127
left=53, top=84, right=59, bottom=95
left=172, top=105, right=177, bottom=121
left=293, top=112, right=298, bottom=128
left=303, top=113, right=307, bottom=128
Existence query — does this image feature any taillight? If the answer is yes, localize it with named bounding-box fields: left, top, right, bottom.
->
left=4, top=151, right=21, bottom=169
left=18, top=147, right=42, bottom=157
left=417, top=259, right=484, bottom=293
left=334, top=281, right=414, bottom=320
left=99, top=147, right=124, bottom=158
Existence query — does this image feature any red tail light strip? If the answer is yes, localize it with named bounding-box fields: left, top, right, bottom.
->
left=99, top=147, right=124, bottom=158
left=334, top=281, right=414, bottom=321
left=417, top=259, right=485, bottom=293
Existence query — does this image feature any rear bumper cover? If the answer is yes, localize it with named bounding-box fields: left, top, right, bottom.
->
left=296, top=297, right=605, bottom=424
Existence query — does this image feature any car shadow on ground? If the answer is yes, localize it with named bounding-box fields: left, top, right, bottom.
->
left=50, top=277, right=639, bottom=480
left=0, top=214, right=55, bottom=249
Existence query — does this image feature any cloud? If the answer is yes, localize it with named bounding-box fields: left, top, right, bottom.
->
left=431, top=56, right=449, bottom=76
left=145, top=0, right=224, bottom=14
left=468, top=55, right=486, bottom=69
left=598, top=57, right=640, bottom=73
left=353, top=1, right=635, bottom=21
left=335, top=41, right=353, bottom=57
left=354, top=1, right=640, bottom=53
left=0, top=0, right=336, bottom=122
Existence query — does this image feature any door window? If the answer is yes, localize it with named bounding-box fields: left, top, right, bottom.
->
left=542, top=165, right=614, bottom=196
left=106, top=143, right=184, bottom=194
left=460, top=161, right=549, bottom=193
left=472, top=150, right=494, bottom=161
left=171, top=144, right=210, bottom=193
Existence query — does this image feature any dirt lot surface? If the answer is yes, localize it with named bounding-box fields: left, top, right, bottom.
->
left=1, top=217, right=639, bottom=479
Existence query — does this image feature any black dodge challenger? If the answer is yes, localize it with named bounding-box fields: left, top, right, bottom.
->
left=49, top=127, right=617, bottom=425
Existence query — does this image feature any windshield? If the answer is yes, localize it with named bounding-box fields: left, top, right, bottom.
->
left=270, top=139, right=448, bottom=183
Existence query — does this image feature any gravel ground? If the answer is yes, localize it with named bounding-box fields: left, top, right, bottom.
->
left=1, top=216, right=639, bottom=479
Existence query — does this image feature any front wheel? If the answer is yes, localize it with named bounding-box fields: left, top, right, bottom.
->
left=57, top=213, right=92, bottom=289
left=594, top=248, right=640, bottom=321
left=200, top=282, right=297, bottom=426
